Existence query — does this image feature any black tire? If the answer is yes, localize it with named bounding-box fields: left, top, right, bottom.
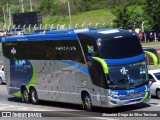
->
left=156, top=89, right=160, bottom=99
left=30, top=88, right=38, bottom=105
left=82, top=93, right=93, bottom=111
left=21, top=88, right=30, bottom=103
left=0, top=77, right=3, bottom=85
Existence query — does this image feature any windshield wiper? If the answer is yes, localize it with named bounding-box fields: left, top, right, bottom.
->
left=110, top=85, right=118, bottom=90
left=135, top=79, right=144, bottom=83
left=110, top=84, right=126, bottom=90
left=118, top=79, right=129, bottom=84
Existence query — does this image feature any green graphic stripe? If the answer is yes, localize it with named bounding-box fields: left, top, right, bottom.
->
left=144, top=51, right=158, bottom=67
left=92, top=57, right=109, bottom=74
left=141, top=85, right=148, bottom=102
left=26, top=63, right=36, bottom=90
left=12, top=90, right=21, bottom=98
left=12, top=62, right=36, bottom=98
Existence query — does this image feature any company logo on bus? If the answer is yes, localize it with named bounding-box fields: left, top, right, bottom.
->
left=11, top=47, right=16, bottom=55
left=14, top=60, right=32, bottom=72
left=120, top=67, right=128, bottom=75
left=15, top=60, right=25, bottom=67
left=87, top=45, right=94, bottom=54
left=10, top=59, right=33, bottom=90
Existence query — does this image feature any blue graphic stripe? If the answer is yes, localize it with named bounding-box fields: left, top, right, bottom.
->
left=105, top=54, right=145, bottom=65
left=60, top=60, right=89, bottom=74
left=4, top=33, right=78, bottom=42
left=2, top=37, right=6, bottom=42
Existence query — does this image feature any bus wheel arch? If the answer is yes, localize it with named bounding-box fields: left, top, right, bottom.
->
left=81, top=91, right=93, bottom=111
left=21, top=85, right=30, bottom=103
left=29, top=87, right=39, bottom=105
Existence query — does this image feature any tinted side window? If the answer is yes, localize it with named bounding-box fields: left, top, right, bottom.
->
left=3, top=40, right=85, bottom=64
left=47, top=40, right=85, bottom=63
left=79, top=38, right=100, bottom=61
left=3, top=41, right=47, bottom=60
left=88, top=60, right=107, bottom=88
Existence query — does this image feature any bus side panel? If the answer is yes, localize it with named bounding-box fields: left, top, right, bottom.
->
left=30, top=60, right=81, bottom=103
left=75, top=72, right=102, bottom=107
left=30, top=60, right=63, bottom=102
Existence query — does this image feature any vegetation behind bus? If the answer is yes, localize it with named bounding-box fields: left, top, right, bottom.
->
left=0, top=0, right=160, bottom=32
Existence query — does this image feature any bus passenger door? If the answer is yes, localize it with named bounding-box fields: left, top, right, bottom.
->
left=97, top=62, right=108, bottom=107
left=99, top=79, right=108, bottom=107
left=78, top=36, right=103, bottom=107
left=88, top=60, right=107, bottom=107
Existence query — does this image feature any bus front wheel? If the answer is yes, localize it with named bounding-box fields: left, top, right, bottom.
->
left=82, top=93, right=93, bottom=111
left=21, top=88, right=30, bottom=103
left=30, top=88, right=38, bottom=105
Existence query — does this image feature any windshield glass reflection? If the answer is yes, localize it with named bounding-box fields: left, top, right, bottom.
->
left=107, top=61, right=147, bottom=88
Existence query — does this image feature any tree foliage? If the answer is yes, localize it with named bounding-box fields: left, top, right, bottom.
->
left=107, top=0, right=127, bottom=8
left=39, top=0, right=58, bottom=15
left=0, top=0, right=158, bottom=31
left=112, top=5, right=130, bottom=29
left=112, top=0, right=145, bottom=29
left=143, top=0, right=160, bottom=31
left=79, top=0, right=107, bottom=12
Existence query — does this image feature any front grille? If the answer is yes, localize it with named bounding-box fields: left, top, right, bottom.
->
left=119, top=91, right=146, bottom=99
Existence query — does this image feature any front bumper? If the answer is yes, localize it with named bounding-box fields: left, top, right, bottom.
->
left=106, top=92, right=151, bottom=108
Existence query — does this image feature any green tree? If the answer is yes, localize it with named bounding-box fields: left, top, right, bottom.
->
left=107, top=0, right=127, bottom=8
left=80, top=0, right=107, bottom=12
left=0, top=0, right=12, bottom=24
left=143, top=0, right=160, bottom=31
left=39, top=0, right=58, bottom=15
left=128, top=6, right=145, bottom=29
left=112, top=5, right=130, bottom=29
left=112, top=3, right=146, bottom=30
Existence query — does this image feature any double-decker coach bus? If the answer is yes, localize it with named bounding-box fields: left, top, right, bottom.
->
left=2, top=28, right=158, bottom=111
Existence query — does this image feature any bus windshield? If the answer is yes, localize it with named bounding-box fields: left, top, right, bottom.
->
left=107, top=61, right=148, bottom=89
left=97, top=35, right=143, bottom=59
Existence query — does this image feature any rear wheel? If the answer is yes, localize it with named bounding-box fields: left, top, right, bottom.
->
left=21, top=88, right=30, bottom=103
left=30, top=88, right=38, bottom=105
left=82, top=93, right=92, bottom=111
left=156, top=89, right=160, bottom=99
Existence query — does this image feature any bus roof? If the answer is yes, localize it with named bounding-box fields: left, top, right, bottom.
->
left=77, top=28, right=137, bottom=40
left=2, top=28, right=137, bottom=42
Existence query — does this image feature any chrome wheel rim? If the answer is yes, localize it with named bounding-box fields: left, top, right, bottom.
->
left=85, top=96, right=91, bottom=109
left=23, top=90, right=29, bottom=100
left=32, top=90, right=37, bottom=102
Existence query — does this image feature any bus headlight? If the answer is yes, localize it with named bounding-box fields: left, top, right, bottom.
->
left=108, top=90, right=119, bottom=98
left=110, top=94, right=119, bottom=98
